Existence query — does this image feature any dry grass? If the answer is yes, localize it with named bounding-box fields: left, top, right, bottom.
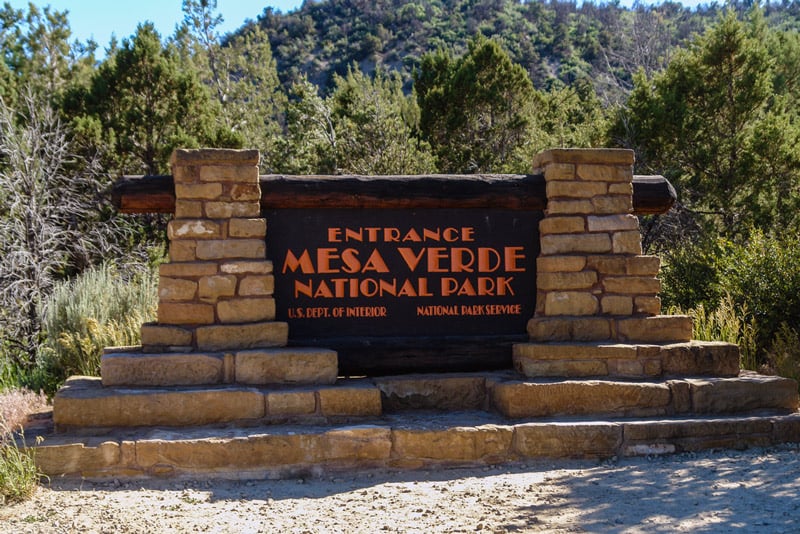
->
left=0, top=388, right=49, bottom=436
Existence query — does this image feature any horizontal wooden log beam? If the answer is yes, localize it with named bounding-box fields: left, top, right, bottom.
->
left=112, top=173, right=676, bottom=215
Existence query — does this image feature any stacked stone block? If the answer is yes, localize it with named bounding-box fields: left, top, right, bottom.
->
left=527, top=148, right=692, bottom=344
left=142, top=149, right=287, bottom=352
left=101, top=149, right=338, bottom=387
left=513, top=149, right=724, bottom=379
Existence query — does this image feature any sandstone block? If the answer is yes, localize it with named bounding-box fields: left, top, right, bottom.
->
left=634, top=296, right=662, bottom=316
left=773, top=415, right=800, bottom=444
left=235, top=348, right=337, bottom=385
left=196, top=239, right=266, bottom=260
left=167, top=220, right=221, bottom=240
left=667, top=379, right=692, bottom=412
left=627, top=255, right=661, bottom=276
left=527, top=317, right=611, bottom=341
left=537, top=271, right=597, bottom=291
left=686, top=373, right=798, bottom=413
left=140, top=324, right=192, bottom=347
left=160, top=262, right=218, bottom=278
left=541, top=162, right=575, bottom=181
left=195, top=321, right=288, bottom=351
left=393, top=426, right=513, bottom=462
left=586, top=256, right=627, bottom=274
left=172, top=148, right=260, bottom=167
left=514, top=422, right=621, bottom=459
left=537, top=255, right=586, bottom=272
left=593, top=195, right=633, bottom=214
left=169, top=240, right=197, bottom=262
left=660, top=341, right=740, bottom=377
left=175, top=183, right=222, bottom=200
left=220, top=260, right=273, bottom=274
left=136, top=433, right=316, bottom=472
left=266, top=390, right=317, bottom=416
left=374, top=375, right=487, bottom=411
left=175, top=200, right=203, bottom=219
left=603, top=276, right=660, bottom=295
left=172, top=164, right=199, bottom=184
left=199, top=164, right=259, bottom=183
left=545, top=199, right=594, bottom=215
left=616, top=315, right=692, bottom=343
left=101, top=352, right=224, bottom=386
left=577, top=164, right=633, bottom=183
left=491, top=380, right=670, bottom=418
left=612, top=231, right=644, bottom=255
left=608, top=182, right=633, bottom=195
left=544, top=291, right=599, bottom=316
left=546, top=181, right=607, bottom=198
left=34, top=441, right=121, bottom=477
left=158, top=277, right=198, bottom=301
left=535, top=148, right=634, bottom=167
left=587, top=214, right=639, bottom=233
left=53, top=377, right=264, bottom=427
left=602, top=295, right=633, bottom=315
left=514, top=358, right=607, bottom=378
left=229, top=183, right=261, bottom=201
left=539, top=216, right=585, bottom=234
left=157, top=302, right=214, bottom=325
left=204, top=201, right=260, bottom=218
left=323, top=426, right=393, bottom=462
left=217, top=297, right=276, bottom=323
left=229, top=218, right=267, bottom=238
left=513, top=343, right=638, bottom=361
left=541, top=234, right=612, bottom=255
left=198, top=275, right=237, bottom=301
left=607, top=359, right=644, bottom=377
left=317, top=385, right=382, bottom=417
left=643, top=359, right=663, bottom=376
left=238, top=275, right=274, bottom=296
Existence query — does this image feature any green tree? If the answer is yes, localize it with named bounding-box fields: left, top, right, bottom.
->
left=0, top=3, right=96, bottom=105
left=330, top=67, right=436, bottom=175
left=416, top=35, right=538, bottom=173
left=69, top=23, right=216, bottom=175
left=614, top=9, right=800, bottom=235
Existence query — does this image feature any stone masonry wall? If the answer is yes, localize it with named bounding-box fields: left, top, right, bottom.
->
left=141, top=149, right=288, bottom=352
left=526, top=149, right=692, bottom=344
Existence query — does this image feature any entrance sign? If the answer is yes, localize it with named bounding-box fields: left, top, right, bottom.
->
left=266, top=209, right=541, bottom=339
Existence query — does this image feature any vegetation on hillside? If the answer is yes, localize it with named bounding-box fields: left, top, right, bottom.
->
left=0, top=0, right=798, bottom=400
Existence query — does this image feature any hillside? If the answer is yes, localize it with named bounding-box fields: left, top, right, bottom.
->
left=246, top=0, right=726, bottom=100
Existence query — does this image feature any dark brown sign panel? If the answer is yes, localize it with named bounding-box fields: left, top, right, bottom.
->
left=265, top=209, right=541, bottom=344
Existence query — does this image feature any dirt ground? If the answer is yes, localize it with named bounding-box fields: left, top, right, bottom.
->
left=1, top=444, right=798, bottom=533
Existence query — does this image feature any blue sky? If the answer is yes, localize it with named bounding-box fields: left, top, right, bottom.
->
left=8, top=1, right=302, bottom=51
left=10, top=0, right=709, bottom=53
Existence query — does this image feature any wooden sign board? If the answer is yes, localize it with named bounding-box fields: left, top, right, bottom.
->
left=266, top=208, right=542, bottom=374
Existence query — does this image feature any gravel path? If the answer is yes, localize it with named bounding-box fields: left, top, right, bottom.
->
left=2, top=445, right=799, bottom=533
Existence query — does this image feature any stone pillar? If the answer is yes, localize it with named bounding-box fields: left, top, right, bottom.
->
left=101, top=149, right=337, bottom=387
left=513, top=149, right=702, bottom=379
left=141, top=149, right=288, bottom=352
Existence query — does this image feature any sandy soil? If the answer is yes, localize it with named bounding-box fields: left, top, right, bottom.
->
left=2, top=445, right=799, bottom=533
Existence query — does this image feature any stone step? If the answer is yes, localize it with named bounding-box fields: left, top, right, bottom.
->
left=53, top=371, right=798, bottom=430
left=512, top=340, right=740, bottom=379
left=29, top=411, right=800, bottom=479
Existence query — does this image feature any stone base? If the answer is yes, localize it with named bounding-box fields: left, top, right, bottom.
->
left=30, top=411, right=800, bottom=479
left=527, top=314, right=693, bottom=343
left=101, top=346, right=337, bottom=387
left=489, top=372, right=798, bottom=418
left=512, top=340, right=739, bottom=379
left=54, top=376, right=381, bottom=429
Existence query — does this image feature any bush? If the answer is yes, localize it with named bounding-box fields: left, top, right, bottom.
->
left=661, top=231, right=800, bottom=366
left=37, top=263, right=158, bottom=389
left=0, top=388, right=48, bottom=504
left=0, top=427, right=41, bottom=505
left=765, top=324, right=800, bottom=384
